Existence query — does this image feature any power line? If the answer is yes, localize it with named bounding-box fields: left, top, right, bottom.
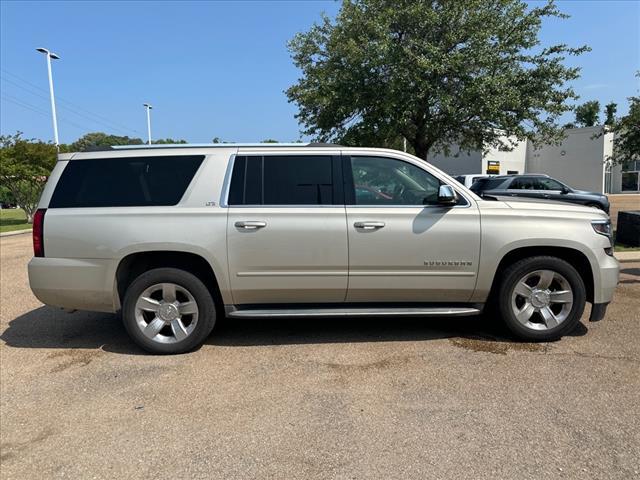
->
left=0, top=68, right=143, bottom=136
left=1, top=76, right=138, bottom=136
left=1, top=94, right=91, bottom=132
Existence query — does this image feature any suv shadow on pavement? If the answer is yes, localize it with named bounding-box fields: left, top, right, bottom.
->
left=1, top=305, right=588, bottom=355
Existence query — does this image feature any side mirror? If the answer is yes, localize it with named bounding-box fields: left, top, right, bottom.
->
left=437, top=184, right=458, bottom=206
left=561, top=187, right=571, bottom=194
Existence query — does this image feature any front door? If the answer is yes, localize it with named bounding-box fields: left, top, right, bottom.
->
left=226, top=153, right=348, bottom=305
left=344, top=155, right=481, bottom=303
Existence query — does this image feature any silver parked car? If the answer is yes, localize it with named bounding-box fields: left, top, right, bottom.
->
left=29, top=144, right=619, bottom=353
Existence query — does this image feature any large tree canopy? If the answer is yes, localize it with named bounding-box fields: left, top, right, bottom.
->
left=286, top=0, right=589, bottom=159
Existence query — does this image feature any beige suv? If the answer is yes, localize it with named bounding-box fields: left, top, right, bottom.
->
left=28, top=144, right=619, bottom=354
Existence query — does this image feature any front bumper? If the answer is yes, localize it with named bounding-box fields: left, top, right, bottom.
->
left=594, top=251, right=619, bottom=305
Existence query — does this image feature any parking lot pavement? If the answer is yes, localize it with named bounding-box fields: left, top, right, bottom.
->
left=1, top=234, right=639, bottom=480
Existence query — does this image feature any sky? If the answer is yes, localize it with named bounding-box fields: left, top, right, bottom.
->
left=1, top=0, right=639, bottom=145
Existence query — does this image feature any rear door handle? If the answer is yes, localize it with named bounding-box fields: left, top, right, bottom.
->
left=354, top=221, right=385, bottom=230
left=235, top=221, right=267, bottom=230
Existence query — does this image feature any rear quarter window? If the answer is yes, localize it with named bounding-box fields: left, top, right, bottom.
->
left=49, top=155, right=204, bottom=208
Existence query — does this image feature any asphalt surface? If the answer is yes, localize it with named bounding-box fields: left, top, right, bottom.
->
left=1, top=234, right=639, bottom=479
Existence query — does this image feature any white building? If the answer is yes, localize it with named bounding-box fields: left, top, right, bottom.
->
left=427, top=127, right=638, bottom=194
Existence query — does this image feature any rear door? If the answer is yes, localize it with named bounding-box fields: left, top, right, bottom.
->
left=344, top=154, right=481, bottom=303
left=226, top=152, right=348, bottom=305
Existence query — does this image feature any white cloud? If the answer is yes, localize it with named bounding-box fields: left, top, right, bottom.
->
left=582, top=83, right=609, bottom=90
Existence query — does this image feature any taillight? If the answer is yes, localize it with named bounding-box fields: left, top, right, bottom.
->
left=33, top=208, right=46, bottom=257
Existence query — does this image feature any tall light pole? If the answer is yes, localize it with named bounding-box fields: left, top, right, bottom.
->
left=36, top=48, right=60, bottom=148
left=143, top=103, right=153, bottom=145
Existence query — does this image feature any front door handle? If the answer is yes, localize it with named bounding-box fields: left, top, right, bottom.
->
left=235, top=221, right=267, bottom=230
left=354, top=221, right=385, bottom=230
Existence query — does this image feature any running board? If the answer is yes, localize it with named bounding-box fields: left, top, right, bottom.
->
left=225, top=306, right=482, bottom=319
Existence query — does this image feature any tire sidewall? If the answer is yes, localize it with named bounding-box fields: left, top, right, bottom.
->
left=498, top=257, right=586, bottom=341
left=122, top=268, right=216, bottom=354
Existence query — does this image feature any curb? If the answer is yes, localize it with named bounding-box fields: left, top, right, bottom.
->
left=0, top=229, right=32, bottom=237
left=615, top=252, right=640, bottom=264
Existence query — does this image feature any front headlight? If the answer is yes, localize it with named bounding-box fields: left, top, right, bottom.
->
left=592, top=219, right=612, bottom=239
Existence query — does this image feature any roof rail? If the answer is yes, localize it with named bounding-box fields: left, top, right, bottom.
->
left=109, top=142, right=342, bottom=150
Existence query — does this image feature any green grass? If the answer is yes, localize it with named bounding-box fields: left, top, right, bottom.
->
left=0, top=208, right=31, bottom=233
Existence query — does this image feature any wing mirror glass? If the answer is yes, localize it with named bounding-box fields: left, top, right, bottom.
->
left=437, top=184, right=458, bottom=206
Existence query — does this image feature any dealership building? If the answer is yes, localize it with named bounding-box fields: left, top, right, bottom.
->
left=428, top=126, right=640, bottom=194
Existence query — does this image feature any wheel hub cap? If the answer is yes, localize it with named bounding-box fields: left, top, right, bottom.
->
left=158, top=303, right=179, bottom=322
left=530, top=289, right=550, bottom=308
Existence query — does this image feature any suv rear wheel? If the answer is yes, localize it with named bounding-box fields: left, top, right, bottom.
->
left=498, top=256, right=586, bottom=341
left=122, top=268, right=216, bottom=354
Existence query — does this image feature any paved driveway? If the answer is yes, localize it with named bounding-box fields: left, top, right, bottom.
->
left=1, top=234, right=639, bottom=479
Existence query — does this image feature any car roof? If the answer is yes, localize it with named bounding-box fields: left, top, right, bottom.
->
left=57, top=144, right=424, bottom=161
left=488, top=174, right=550, bottom=179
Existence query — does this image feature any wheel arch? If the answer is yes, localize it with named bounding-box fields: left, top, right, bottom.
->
left=114, top=250, right=225, bottom=311
left=487, top=246, right=594, bottom=304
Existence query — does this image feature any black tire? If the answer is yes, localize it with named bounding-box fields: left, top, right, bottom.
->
left=497, top=256, right=586, bottom=341
left=122, top=268, right=216, bottom=354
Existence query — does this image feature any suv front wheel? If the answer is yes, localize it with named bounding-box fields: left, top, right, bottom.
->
left=122, top=268, right=216, bottom=354
left=498, top=256, right=586, bottom=341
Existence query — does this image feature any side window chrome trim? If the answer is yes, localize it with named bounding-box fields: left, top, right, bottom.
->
left=219, top=153, right=237, bottom=208
left=226, top=204, right=346, bottom=209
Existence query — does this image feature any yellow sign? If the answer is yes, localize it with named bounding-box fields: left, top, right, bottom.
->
left=486, top=161, right=500, bottom=174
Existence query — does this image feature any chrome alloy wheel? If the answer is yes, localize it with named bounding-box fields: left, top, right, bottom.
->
left=134, top=283, right=199, bottom=344
left=511, top=270, right=574, bottom=331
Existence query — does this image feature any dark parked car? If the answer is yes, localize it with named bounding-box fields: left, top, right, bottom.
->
left=470, top=174, right=610, bottom=213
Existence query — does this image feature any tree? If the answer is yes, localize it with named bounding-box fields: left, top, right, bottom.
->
left=286, top=0, right=589, bottom=160
left=574, top=100, right=600, bottom=127
left=609, top=95, right=640, bottom=165
left=0, top=133, right=57, bottom=223
left=604, top=102, right=617, bottom=126
left=69, top=132, right=144, bottom=151
left=261, top=139, right=279, bottom=143
left=153, top=138, right=188, bottom=144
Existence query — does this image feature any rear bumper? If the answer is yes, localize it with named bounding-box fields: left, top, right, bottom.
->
left=28, top=257, right=117, bottom=313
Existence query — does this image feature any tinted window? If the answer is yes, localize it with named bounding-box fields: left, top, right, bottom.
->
left=350, top=156, right=441, bottom=205
left=509, top=177, right=564, bottom=190
left=472, top=178, right=507, bottom=192
left=228, top=155, right=335, bottom=205
left=228, top=156, right=263, bottom=205
left=509, top=177, right=538, bottom=190
left=50, top=155, right=204, bottom=208
left=536, top=178, right=564, bottom=190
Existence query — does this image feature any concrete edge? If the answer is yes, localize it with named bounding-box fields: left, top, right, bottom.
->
left=0, top=228, right=32, bottom=237
left=615, top=252, right=640, bottom=263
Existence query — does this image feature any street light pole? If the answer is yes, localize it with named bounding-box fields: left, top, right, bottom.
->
left=143, top=103, right=153, bottom=145
left=36, top=48, right=60, bottom=148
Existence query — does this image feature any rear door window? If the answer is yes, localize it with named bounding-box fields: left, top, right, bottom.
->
left=228, top=155, right=340, bottom=206
left=50, top=155, right=204, bottom=208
